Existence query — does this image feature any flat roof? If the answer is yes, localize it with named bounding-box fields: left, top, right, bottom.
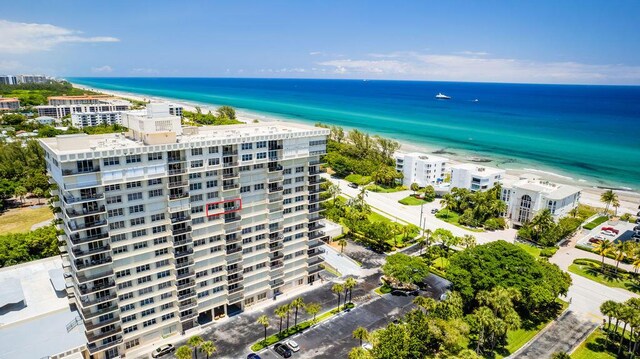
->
left=40, top=121, right=329, bottom=155
left=47, top=95, right=113, bottom=100
left=505, top=177, right=581, bottom=200
left=451, top=163, right=504, bottom=175
left=0, top=278, right=24, bottom=307
left=399, top=152, right=449, bottom=162
left=0, top=98, right=19, bottom=102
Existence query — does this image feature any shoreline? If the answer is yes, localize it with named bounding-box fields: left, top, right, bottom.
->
left=70, top=82, right=640, bottom=215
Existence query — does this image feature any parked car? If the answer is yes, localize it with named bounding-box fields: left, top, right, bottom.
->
left=247, top=354, right=262, bottom=359
left=431, top=208, right=439, bottom=214
left=391, top=290, right=409, bottom=296
left=588, top=237, right=602, bottom=244
left=152, top=344, right=175, bottom=358
left=274, top=343, right=293, bottom=358
left=602, top=231, right=616, bottom=237
left=285, top=339, right=300, bottom=352
left=348, top=182, right=358, bottom=189
left=362, top=342, right=374, bottom=350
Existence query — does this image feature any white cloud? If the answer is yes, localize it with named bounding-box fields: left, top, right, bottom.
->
left=0, top=19, right=119, bottom=54
left=131, top=67, right=159, bottom=75
left=317, top=52, right=640, bottom=85
left=91, top=65, right=113, bottom=73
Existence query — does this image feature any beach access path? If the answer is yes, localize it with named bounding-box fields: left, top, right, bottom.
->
left=321, top=174, right=518, bottom=245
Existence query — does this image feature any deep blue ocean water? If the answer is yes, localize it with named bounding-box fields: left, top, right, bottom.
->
left=70, top=77, right=640, bottom=190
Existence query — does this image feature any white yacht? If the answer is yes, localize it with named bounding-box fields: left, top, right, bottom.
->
left=435, top=93, right=451, bottom=100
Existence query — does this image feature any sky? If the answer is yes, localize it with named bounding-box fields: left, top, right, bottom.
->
left=1, top=0, right=640, bottom=85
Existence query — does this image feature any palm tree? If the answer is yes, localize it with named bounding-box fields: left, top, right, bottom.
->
left=569, top=206, right=579, bottom=218
left=593, top=239, right=614, bottom=274
left=410, top=182, right=419, bottom=195
left=600, top=189, right=617, bottom=215
left=176, top=345, right=193, bottom=359
left=413, top=296, right=436, bottom=314
left=284, top=303, right=292, bottom=331
left=200, top=341, right=217, bottom=359
left=423, top=228, right=433, bottom=260
left=612, top=199, right=621, bottom=217
left=332, top=283, right=344, bottom=311
left=32, top=188, right=44, bottom=204
left=618, top=304, right=632, bottom=355
left=328, top=184, right=341, bottom=203
left=14, top=186, right=27, bottom=205
left=345, top=277, right=358, bottom=304
left=257, top=315, right=270, bottom=343
left=613, top=243, right=627, bottom=275
left=305, top=302, right=321, bottom=322
left=291, top=297, right=305, bottom=328
left=348, top=347, right=372, bottom=359
left=337, top=238, right=348, bottom=254
left=601, top=300, right=618, bottom=331
left=352, top=326, right=369, bottom=346
left=461, top=234, right=476, bottom=249
left=275, top=305, right=288, bottom=334
left=632, top=256, right=640, bottom=275
left=474, top=306, right=495, bottom=353
left=188, top=335, right=204, bottom=359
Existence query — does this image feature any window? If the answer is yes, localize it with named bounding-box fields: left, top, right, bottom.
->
left=148, top=152, right=163, bottom=161
left=127, top=192, right=143, bottom=201
left=241, top=154, right=253, bottom=161
left=208, top=158, right=220, bottom=166
left=138, top=286, right=153, bottom=296
left=190, top=183, right=202, bottom=191
left=152, top=225, right=166, bottom=234
left=149, top=189, right=163, bottom=197
left=190, top=194, right=203, bottom=202
left=125, top=339, right=140, bottom=350
left=208, top=146, right=218, bottom=154
left=129, top=204, right=144, bottom=214
left=113, top=246, right=127, bottom=254
left=283, top=168, right=292, bottom=175
left=126, top=181, right=142, bottom=189
left=254, top=183, right=264, bottom=191
left=240, top=186, right=251, bottom=193
left=132, top=229, right=147, bottom=238
left=136, top=264, right=151, bottom=273
left=112, top=233, right=127, bottom=242
left=148, top=178, right=162, bottom=186
left=191, top=160, right=203, bottom=168
left=109, top=221, right=125, bottom=230
left=155, top=248, right=169, bottom=256
left=105, top=184, right=120, bottom=192
left=257, top=141, right=266, bottom=148
left=106, top=195, right=122, bottom=204
left=140, top=298, right=154, bottom=307
left=137, top=275, right=152, bottom=285
left=116, top=269, right=131, bottom=278
left=153, top=237, right=168, bottom=245
left=124, top=325, right=138, bottom=334
left=130, top=217, right=145, bottom=226
left=157, top=270, right=171, bottom=279
left=191, top=148, right=203, bottom=156
left=103, top=157, right=120, bottom=166
left=241, top=143, right=253, bottom=150
left=143, top=319, right=157, bottom=327
left=257, top=152, right=267, bottom=159
left=151, top=213, right=165, bottom=222
left=125, top=155, right=141, bottom=164
left=120, top=303, right=135, bottom=313
left=108, top=208, right=123, bottom=218
left=295, top=166, right=304, bottom=173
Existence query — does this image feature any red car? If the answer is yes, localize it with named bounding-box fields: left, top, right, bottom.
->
left=601, top=227, right=619, bottom=235
left=588, top=237, right=602, bottom=244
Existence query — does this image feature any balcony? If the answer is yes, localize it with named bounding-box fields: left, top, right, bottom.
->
left=85, top=315, right=120, bottom=331
left=268, top=194, right=284, bottom=203
left=173, top=236, right=193, bottom=246
left=168, top=168, right=187, bottom=175
left=80, top=293, right=117, bottom=307
left=270, top=279, right=284, bottom=288
left=223, top=171, right=239, bottom=179
left=226, top=247, right=241, bottom=255
left=66, top=206, right=105, bottom=218
left=308, top=188, right=323, bottom=195
left=171, top=214, right=191, bottom=223
left=308, top=248, right=325, bottom=257
left=270, top=268, right=284, bottom=279
left=269, top=234, right=284, bottom=243
left=228, top=292, right=244, bottom=304
left=270, top=253, right=284, bottom=261
left=228, top=285, right=244, bottom=294
left=169, top=192, right=189, bottom=201
left=76, top=268, right=114, bottom=284
left=227, top=275, right=243, bottom=285
left=226, top=236, right=241, bottom=244
left=63, top=193, right=104, bottom=204
left=168, top=180, right=189, bottom=189
left=268, top=144, right=283, bottom=150
left=308, top=257, right=324, bottom=267
left=308, top=265, right=324, bottom=275
left=308, top=215, right=325, bottom=222
left=172, top=226, right=192, bottom=236
left=68, top=219, right=108, bottom=232
left=86, top=325, right=122, bottom=343
left=78, top=279, right=115, bottom=295
left=268, top=165, right=283, bottom=173
left=268, top=175, right=284, bottom=183
left=268, top=186, right=283, bottom=193
left=226, top=253, right=242, bottom=266
left=309, top=178, right=325, bottom=185
left=224, top=215, right=241, bottom=223
left=308, top=240, right=324, bottom=249
left=308, top=223, right=325, bottom=231
left=308, top=230, right=326, bottom=240
left=175, top=248, right=194, bottom=258
left=309, top=160, right=323, bottom=166
left=180, top=311, right=198, bottom=321
left=72, top=244, right=110, bottom=258
left=178, top=290, right=196, bottom=301
left=87, top=335, right=122, bottom=355
left=309, top=168, right=326, bottom=175
left=269, top=243, right=284, bottom=252
left=269, top=226, right=282, bottom=234
left=223, top=183, right=239, bottom=191
left=62, top=166, right=100, bottom=176
left=168, top=156, right=186, bottom=163
left=178, top=300, right=197, bottom=311
left=82, top=303, right=118, bottom=320
left=309, top=206, right=323, bottom=213
left=176, top=270, right=195, bottom=280
left=270, top=261, right=284, bottom=269
left=75, top=256, right=112, bottom=270
left=223, top=161, right=239, bottom=168
left=177, top=279, right=196, bottom=291
left=222, top=150, right=238, bottom=156
left=176, top=259, right=194, bottom=269
left=227, top=266, right=243, bottom=275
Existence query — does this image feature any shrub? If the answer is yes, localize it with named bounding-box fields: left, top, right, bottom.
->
left=540, top=247, right=558, bottom=258
left=484, top=217, right=506, bottom=230
left=583, top=216, right=608, bottom=230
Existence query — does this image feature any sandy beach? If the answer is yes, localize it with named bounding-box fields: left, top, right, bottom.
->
left=71, top=83, right=640, bottom=216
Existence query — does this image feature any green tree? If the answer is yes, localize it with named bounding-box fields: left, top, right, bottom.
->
left=216, top=105, right=236, bottom=119
left=338, top=238, right=348, bottom=254
left=14, top=185, right=27, bottom=204
left=200, top=341, right=216, bottom=359
left=332, top=283, right=344, bottom=311
left=257, top=315, right=270, bottom=343
left=551, top=352, right=571, bottom=359
left=413, top=296, right=436, bottom=314
left=461, top=234, right=476, bottom=249
left=348, top=347, right=372, bottom=359
left=187, top=335, right=204, bottom=359
left=600, top=189, right=617, bottom=215
left=593, top=239, right=614, bottom=274
left=353, top=326, right=370, bottom=346
left=423, top=185, right=436, bottom=202
left=327, top=183, right=341, bottom=202
left=32, top=187, right=44, bottom=204
left=305, top=302, right=322, bottom=322
left=345, top=277, right=358, bottom=304
left=382, top=253, right=429, bottom=287
left=410, top=182, right=420, bottom=195
left=291, top=297, right=305, bottom=328
left=275, top=305, right=288, bottom=334
left=176, top=345, right=193, bottom=359
left=600, top=300, right=617, bottom=331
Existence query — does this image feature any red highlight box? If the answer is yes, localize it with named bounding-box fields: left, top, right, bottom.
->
left=206, top=198, right=242, bottom=217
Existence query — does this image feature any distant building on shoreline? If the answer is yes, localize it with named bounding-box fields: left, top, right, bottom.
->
left=501, top=174, right=581, bottom=226
left=0, top=74, right=48, bottom=85
left=36, top=96, right=132, bottom=119
left=450, top=163, right=505, bottom=192
left=395, top=152, right=448, bottom=187
left=0, top=97, right=20, bottom=111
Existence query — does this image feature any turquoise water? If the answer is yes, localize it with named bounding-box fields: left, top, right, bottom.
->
left=70, top=78, right=640, bottom=191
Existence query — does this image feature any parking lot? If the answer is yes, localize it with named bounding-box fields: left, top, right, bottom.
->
left=577, top=219, right=638, bottom=248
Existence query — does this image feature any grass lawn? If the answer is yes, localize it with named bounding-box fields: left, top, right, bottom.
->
left=583, top=215, right=609, bottom=230
left=345, top=174, right=371, bottom=185
left=374, top=285, right=393, bottom=295
left=368, top=211, right=391, bottom=223
left=398, top=195, right=430, bottom=206
left=571, top=329, right=615, bottom=359
left=568, top=261, right=639, bottom=294
left=435, top=209, right=484, bottom=233
left=432, top=257, right=450, bottom=271
left=366, top=184, right=406, bottom=193
left=0, top=206, right=53, bottom=234
left=515, top=242, right=542, bottom=258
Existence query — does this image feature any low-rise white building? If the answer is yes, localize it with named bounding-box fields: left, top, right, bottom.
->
left=450, top=163, right=505, bottom=191
left=36, top=96, right=131, bottom=119
left=395, top=152, right=448, bottom=187
left=71, top=111, right=122, bottom=128
left=0, top=97, right=20, bottom=110
left=501, top=175, right=581, bottom=226
left=33, top=116, right=56, bottom=125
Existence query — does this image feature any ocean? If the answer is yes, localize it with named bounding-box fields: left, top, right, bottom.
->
left=69, top=77, right=640, bottom=191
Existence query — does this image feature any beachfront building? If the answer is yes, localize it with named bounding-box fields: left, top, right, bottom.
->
left=72, top=111, right=123, bottom=128
left=0, top=75, right=18, bottom=85
left=40, top=103, right=329, bottom=359
left=36, top=96, right=132, bottom=119
left=395, top=152, right=448, bottom=188
left=168, top=103, right=183, bottom=117
left=16, top=74, right=48, bottom=84
left=501, top=174, right=580, bottom=226
left=0, top=97, right=20, bottom=111
left=450, top=163, right=505, bottom=192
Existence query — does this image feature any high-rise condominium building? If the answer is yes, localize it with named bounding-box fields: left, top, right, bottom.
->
left=40, top=104, right=330, bottom=359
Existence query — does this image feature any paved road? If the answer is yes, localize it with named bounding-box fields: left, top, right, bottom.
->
left=513, top=311, right=597, bottom=359
left=324, top=174, right=518, bottom=245
left=321, top=244, right=362, bottom=277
